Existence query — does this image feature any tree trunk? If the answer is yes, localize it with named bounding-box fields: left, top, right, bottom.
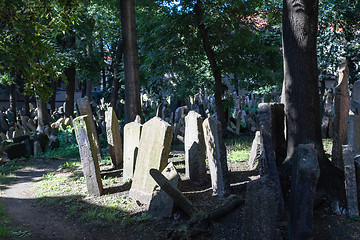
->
left=86, top=44, right=93, bottom=102
left=36, top=98, right=49, bottom=132
left=120, top=0, right=141, bottom=123
left=24, top=94, right=30, bottom=117
left=111, top=39, right=123, bottom=111
left=50, top=80, right=56, bottom=114
left=9, top=83, right=17, bottom=117
left=63, top=33, right=76, bottom=118
left=100, top=39, right=107, bottom=90
left=194, top=0, right=226, bottom=131
left=282, top=0, right=322, bottom=159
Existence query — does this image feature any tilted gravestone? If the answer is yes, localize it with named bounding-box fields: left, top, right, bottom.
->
left=342, top=145, right=359, bottom=218
left=202, top=116, right=230, bottom=197
left=332, top=60, right=350, bottom=170
left=123, top=116, right=142, bottom=180
left=243, top=176, right=279, bottom=240
left=77, top=96, right=102, bottom=162
left=105, top=107, right=123, bottom=168
left=73, top=115, right=103, bottom=196
left=184, top=111, right=207, bottom=185
left=289, top=144, right=320, bottom=240
left=129, top=117, right=173, bottom=205
left=148, top=162, right=179, bottom=218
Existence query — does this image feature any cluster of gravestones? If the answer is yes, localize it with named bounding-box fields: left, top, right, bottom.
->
left=73, top=95, right=233, bottom=220
left=243, top=61, right=360, bottom=239
left=0, top=104, right=60, bottom=163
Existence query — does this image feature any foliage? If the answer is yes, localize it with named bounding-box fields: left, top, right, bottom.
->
left=0, top=0, right=81, bottom=99
left=318, top=0, right=360, bottom=84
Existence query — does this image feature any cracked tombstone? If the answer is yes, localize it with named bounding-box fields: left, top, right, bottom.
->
left=123, top=116, right=142, bottom=180
left=77, top=96, right=102, bottom=161
left=184, top=111, right=207, bottom=185
left=343, top=145, right=359, bottom=218
left=73, top=115, right=103, bottom=196
left=289, top=144, right=320, bottom=240
left=202, top=116, right=230, bottom=197
left=332, top=60, right=350, bottom=170
left=105, top=107, right=123, bottom=168
left=129, top=117, right=173, bottom=206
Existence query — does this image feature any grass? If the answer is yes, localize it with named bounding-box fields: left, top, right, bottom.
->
left=225, top=135, right=253, bottom=163
left=0, top=202, right=10, bottom=239
left=227, top=149, right=250, bottom=162
left=323, top=138, right=333, bottom=156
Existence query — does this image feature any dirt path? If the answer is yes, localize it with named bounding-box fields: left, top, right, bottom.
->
left=0, top=159, right=96, bottom=240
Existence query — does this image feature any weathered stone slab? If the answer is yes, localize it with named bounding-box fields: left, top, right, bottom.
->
left=347, top=113, right=360, bottom=153
left=289, top=144, right=320, bottom=240
left=105, top=107, right=123, bottom=168
left=322, top=88, right=334, bottom=138
left=247, top=131, right=261, bottom=169
left=73, top=115, right=103, bottom=196
left=332, top=60, right=350, bottom=170
left=243, top=176, right=279, bottom=240
left=148, top=162, right=180, bottom=218
left=184, top=111, right=207, bottom=185
left=123, top=119, right=142, bottom=180
left=129, top=117, right=173, bottom=205
left=202, top=116, right=230, bottom=196
left=3, top=143, right=28, bottom=160
left=343, top=145, right=359, bottom=218
left=33, top=140, right=42, bottom=155
left=77, top=96, right=102, bottom=161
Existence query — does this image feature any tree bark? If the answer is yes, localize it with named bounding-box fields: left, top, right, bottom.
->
left=111, top=39, right=123, bottom=110
left=50, top=80, right=56, bottom=114
left=120, top=0, right=141, bottom=123
left=194, top=0, right=226, bottom=131
left=64, top=34, right=76, bottom=118
left=85, top=44, right=93, bottom=102
left=36, top=98, right=49, bottom=132
left=282, top=0, right=322, bottom=159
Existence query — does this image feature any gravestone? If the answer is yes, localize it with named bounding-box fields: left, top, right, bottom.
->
left=77, top=96, right=102, bottom=161
left=332, top=60, right=350, bottom=170
left=148, top=162, right=179, bottom=218
left=342, top=145, right=359, bottom=218
left=184, top=111, right=207, bottom=185
left=243, top=176, right=279, bottom=240
left=202, top=116, right=230, bottom=196
left=289, top=144, right=320, bottom=240
left=235, top=110, right=242, bottom=134
left=123, top=117, right=142, bottom=180
left=129, top=117, right=173, bottom=205
left=321, top=88, right=334, bottom=138
left=352, top=80, right=360, bottom=102
left=258, top=103, right=285, bottom=219
left=247, top=131, right=261, bottom=169
left=73, top=115, right=103, bottom=196
left=347, top=113, right=360, bottom=153
left=105, top=107, right=123, bottom=168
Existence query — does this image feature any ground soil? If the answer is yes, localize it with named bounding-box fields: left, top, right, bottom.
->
left=1, top=149, right=360, bottom=240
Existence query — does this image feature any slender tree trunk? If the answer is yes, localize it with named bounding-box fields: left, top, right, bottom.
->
left=194, top=0, right=226, bottom=130
left=100, top=39, right=107, bottom=90
left=282, top=0, right=322, bottom=159
left=85, top=44, right=93, bottom=102
left=120, top=0, right=141, bottom=123
left=63, top=33, right=76, bottom=118
left=9, top=83, right=17, bottom=117
left=111, top=39, right=123, bottom=110
left=36, top=98, right=49, bottom=132
left=50, top=80, right=56, bottom=114
left=24, top=94, right=30, bottom=117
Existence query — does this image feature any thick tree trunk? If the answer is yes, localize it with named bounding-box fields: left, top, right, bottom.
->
left=194, top=0, right=226, bottom=131
left=120, top=0, right=141, bottom=123
left=111, top=39, right=123, bottom=111
left=282, top=0, right=322, bottom=159
left=36, top=98, right=49, bottom=132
